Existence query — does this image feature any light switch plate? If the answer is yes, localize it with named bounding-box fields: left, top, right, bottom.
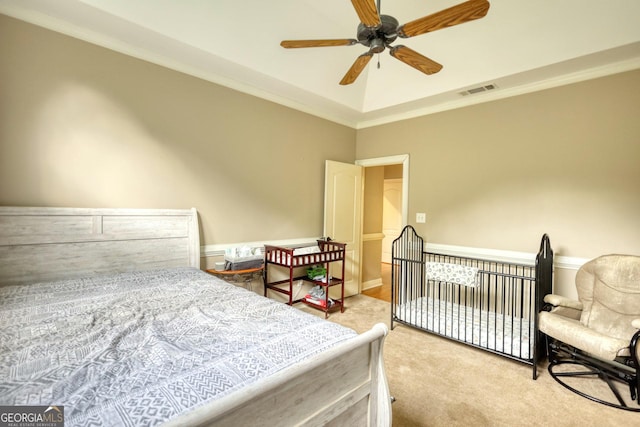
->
left=416, top=213, right=426, bottom=223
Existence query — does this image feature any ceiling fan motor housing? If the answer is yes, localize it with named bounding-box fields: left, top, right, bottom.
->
left=357, top=14, right=399, bottom=52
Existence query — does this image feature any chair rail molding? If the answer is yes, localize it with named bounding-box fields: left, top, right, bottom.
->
left=426, top=242, right=589, bottom=271
left=202, top=237, right=320, bottom=258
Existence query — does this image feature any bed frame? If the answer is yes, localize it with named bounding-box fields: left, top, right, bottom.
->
left=391, top=225, right=553, bottom=380
left=0, top=206, right=391, bottom=426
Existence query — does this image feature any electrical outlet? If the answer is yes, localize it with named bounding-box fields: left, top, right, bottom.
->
left=416, top=213, right=426, bottom=223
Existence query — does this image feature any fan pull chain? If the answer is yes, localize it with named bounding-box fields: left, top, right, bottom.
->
left=377, top=54, right=381, bottom=69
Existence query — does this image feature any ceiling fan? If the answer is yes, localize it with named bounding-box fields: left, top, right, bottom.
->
left=280, top=0, right=490, bottom=85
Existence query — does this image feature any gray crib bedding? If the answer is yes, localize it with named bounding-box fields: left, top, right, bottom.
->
left=0, top=267, right=356, bottom=426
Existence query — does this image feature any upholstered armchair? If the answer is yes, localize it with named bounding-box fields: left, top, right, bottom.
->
left=538, top=254, right=640, bottom=411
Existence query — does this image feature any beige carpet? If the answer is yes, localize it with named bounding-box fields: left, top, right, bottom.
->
left=301, top=294, right=639, bottom=427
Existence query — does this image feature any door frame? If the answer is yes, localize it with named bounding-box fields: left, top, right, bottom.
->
left=355, top=154, right=409, bottom=228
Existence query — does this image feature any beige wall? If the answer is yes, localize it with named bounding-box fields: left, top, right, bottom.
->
left=357, top=70, right=640, bottom=262
left=384, top=164, right=403, bottom=180
left=363, top=167, right=384, bottom=234
left=0, top=15, right=356, bottom=247
left=2, top=14, right=639, bottom=297
left=362, top=167, right=384, bottom=285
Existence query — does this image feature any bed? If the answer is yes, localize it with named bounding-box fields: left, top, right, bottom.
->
left=0, top=207, right=391, bottom=426
left=391, top=225, right=553, bottom=379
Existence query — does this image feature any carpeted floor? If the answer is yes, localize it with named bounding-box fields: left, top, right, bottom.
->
left=301, top=294, right=639, bottom=427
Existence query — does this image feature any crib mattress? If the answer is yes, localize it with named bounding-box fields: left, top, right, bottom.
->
left=395, top=296, right=534, bottom=359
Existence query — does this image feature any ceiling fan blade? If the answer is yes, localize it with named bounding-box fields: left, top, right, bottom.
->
left=389, top=45, right=443, bottom=75
left=350, top=0, right=381, bottom=27
left=340, top=52, right=374, bottom=85
left=397, top=0, right=490, bottom=38
left=281, top=39, right=357, bottom=48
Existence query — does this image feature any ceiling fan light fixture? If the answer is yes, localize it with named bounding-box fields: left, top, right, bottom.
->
left=280, top=0, right=490, bottom=85
left=370, top=38, right=385, bottom=53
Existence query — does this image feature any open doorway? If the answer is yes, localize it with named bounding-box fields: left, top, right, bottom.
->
left=356, top=155, right=408, bottom=302
left=382, top=174, right=403, bottom=264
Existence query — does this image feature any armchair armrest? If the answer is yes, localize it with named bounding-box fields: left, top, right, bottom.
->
left=543, top=294, right=583, bottom=311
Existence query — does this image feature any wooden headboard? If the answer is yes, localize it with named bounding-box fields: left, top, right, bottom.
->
left=0, top=207, right=200, bottom=287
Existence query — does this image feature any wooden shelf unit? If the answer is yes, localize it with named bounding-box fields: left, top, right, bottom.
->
left=263, top=239, right=346, bottom=318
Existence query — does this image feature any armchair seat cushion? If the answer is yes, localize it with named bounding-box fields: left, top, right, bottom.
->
left=539, top=311, right=630, bottom=360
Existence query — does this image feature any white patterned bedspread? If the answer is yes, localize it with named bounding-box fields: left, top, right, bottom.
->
left=395, top=297, right=533, bottom=359
left=0, top=267, right=356, bottom=426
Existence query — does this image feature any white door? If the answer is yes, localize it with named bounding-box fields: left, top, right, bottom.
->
left=324, top=160, right=363, bottom=297
left=382, top=179, right=403, bottom=263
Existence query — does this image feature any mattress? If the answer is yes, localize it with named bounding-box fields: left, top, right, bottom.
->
left=395, top=296, right=533, bottom=359
left=0, top=267, right=357, bottom=426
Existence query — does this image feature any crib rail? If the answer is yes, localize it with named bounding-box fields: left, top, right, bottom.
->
left=264, top=240, right=345, bottom=267
left=391, top=226, right=553, bottom=379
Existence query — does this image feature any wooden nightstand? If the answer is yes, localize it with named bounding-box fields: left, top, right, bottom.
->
left=206, top=265, right=264, bottom=291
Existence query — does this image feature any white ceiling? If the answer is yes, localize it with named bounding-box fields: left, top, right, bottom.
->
left=2, top=0, right=640, bottom=129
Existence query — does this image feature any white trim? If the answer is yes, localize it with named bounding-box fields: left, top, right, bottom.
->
left=356, top=154, right=409, bottom=227
left=363, top=233, right=385, bottom=242
left=426, top=242, right=589, bottom=271
left=201, top=237, right=320, bottom=258
left=355, top=58, right=640, bottom=129
left=555, top=255, right=590, bottom=271
left=362, top=278, right=383, bottom=291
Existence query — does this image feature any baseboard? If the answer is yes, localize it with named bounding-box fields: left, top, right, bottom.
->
left=362, top=278, right=383, bottom=291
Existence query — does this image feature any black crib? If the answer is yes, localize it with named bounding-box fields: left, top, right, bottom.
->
left=391, top=226, right=553, bottom=379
